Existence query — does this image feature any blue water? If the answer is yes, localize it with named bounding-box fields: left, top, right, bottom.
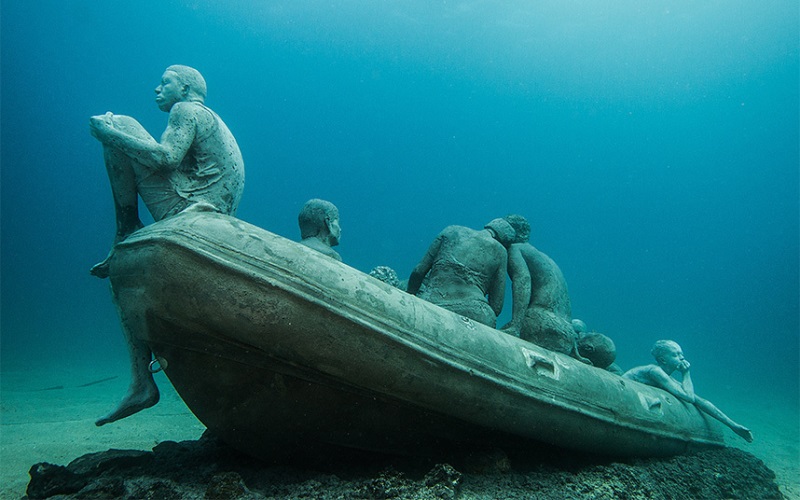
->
left=1, top=0, right=797, bottom=411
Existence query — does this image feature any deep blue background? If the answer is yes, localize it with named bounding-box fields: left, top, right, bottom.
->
left=2, top=1, right=798, bottom=401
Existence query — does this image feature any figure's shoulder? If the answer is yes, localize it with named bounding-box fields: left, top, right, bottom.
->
left=518, top=242, right=545, bottom=259
left=623, top=364, right=656, bottom=382
left=169, top=101, right=207, bottom=118
left=521, top=243, right=560, bottom=267
left=439, top=225, right=466, bottom=237
left=489, top=236, right=507, bottom=253
left=513, top=243, right=540, bottom=263
left=170, top=101, right=197, bottom=111
left=510, top=242, right=531, bottom=254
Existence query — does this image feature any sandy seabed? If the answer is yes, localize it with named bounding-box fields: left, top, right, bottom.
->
left=1, top=361, right=797, bottom=499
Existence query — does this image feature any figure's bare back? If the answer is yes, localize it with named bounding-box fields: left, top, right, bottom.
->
left=428, top=226, right=505, bottom=297
left=518, top=243, right=570, bottom=312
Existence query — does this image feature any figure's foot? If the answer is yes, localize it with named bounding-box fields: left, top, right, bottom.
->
left=89, top=251, right=113, bottom=279
left=95, top=383, right=159, bottom=426
left=734, top=425, right=754, bottom=443
left=90, top=223, right=144, bottom=279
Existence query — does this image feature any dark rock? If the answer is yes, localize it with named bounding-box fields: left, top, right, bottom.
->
left=126, top=478, right=183, bottom=500
left=25, top=437, right=782, bottom=500
left=423, top=463, right=462, bottom=498
left=26, top=463, right=87, bottom=499
left=360, top=467, right=413, bottom=499
left=67, top=449, right=152, bottom=476
left=204, top=471, right=251, bottom=499
left=71, top=478, right=125, bottom=499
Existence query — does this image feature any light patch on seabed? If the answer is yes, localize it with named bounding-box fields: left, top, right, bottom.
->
left=721, top=393, right=800, bottom=500
left=0, top=364, right=205, bottom=499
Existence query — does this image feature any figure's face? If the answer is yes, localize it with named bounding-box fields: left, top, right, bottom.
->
left=155, top=71, right=185, bottom=112
left=327, top=216, right=341, bottom=246
left=658, top=344, right=685, bottom=373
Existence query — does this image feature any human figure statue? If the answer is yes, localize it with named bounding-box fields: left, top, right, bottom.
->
left=406, top=218, right=513, bottom=328
left=89, top=65, right=245, bottom=426
left=623, top=340, right=753, bottom=442
left=298, top=199, right=342, bottom=261
left=572, top=319, right=622, bottom=373
left=90, top=65, right=244, bottom=277
left=576, top=331, right=616, bottom=368
left=501, top=215, right=587, bottom=362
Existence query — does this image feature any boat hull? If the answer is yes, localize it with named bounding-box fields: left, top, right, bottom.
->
left=109, top=212, right=725, bottom=459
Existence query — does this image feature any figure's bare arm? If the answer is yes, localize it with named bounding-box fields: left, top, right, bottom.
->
left=649, top=367, right=696, bottom=403
left=487, top=250, right=507, bottom=317
left=90, top=103, right=196, bottom=171
left=152, top=103, right=197, bottom=169
left=501, top=244, right=530, bottom=333
left=677, top=361, right=695, bottom=400
left=407, top=234, right=442, bottom=295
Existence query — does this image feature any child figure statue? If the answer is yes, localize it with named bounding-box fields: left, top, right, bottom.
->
left=624, top=340, right=753, bottom=442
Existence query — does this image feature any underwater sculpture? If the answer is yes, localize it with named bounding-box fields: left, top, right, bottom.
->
left=500, top=215, right=588, bottom=362
left=571, top=319, right=622, bottom=373
left=298, top=199, right=342, bottom=261
left=105, top=211, right=729, bottom=459
left=89, top=65, right=245, bottom=426
left=407, top=218, right=514, bottom=328
left=623, top=340, right=753, bottom=442
left=576, top=331, right=617, bottom=370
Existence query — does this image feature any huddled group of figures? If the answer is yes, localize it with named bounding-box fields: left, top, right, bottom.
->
left=88, top=66, right=751, bottom=442
left=299, top=198, right=619, bottom=372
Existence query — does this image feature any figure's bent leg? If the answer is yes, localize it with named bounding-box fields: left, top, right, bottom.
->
left=96, top=287, right=160, bottom=426
left=90, top=146, right=145, bottom=278
left=105, top=147, right=144, bottom=237
left=91, top=116, right=154, bottom=278
left=694, top=397, right=753, bottom=442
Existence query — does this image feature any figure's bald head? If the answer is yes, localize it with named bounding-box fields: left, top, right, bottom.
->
left=577, top=332, right=617, bottom=369
left=299, top=199, right=339, bottom=239
left=165, top=65, right=207, bottom=103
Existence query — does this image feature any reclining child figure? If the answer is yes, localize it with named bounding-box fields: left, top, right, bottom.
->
left=624, top=340, right=753, bottom=442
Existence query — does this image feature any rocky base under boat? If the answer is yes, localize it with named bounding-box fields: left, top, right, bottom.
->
left=26, top=432, right=780, bottom=499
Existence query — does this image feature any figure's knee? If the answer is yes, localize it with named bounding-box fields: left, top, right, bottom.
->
left=110, top=115, right=150, bottom=137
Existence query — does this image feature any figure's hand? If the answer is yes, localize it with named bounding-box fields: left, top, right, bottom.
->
left=677, top=360, right=691, bottom=373
left=89, top=112, right=115, bottom=141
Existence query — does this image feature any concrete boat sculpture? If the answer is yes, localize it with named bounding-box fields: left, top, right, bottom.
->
left=108, top=212, right=725, bottom=460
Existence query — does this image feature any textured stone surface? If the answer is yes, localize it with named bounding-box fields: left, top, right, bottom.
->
left=26, top=433, right=781, bottom=499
